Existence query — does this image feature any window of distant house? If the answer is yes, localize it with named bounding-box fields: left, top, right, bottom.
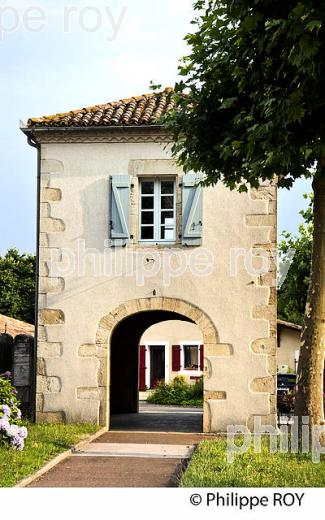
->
left=183, top=345, right=199, bottom=370
left=139, top=178, right=176, bottom=242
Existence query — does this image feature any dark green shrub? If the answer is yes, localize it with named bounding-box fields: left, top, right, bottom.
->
left=147, top=376, right=203, bottom=407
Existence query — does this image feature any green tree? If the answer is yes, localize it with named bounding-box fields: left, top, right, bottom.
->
left=278, top=194, right=313, bottom=325
left=0, top=248, right=36, bottom=325
left=167, top=1, right=325, bottom=425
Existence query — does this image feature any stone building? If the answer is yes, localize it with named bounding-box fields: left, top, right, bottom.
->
left=22, top=88, right=277, bottom=432
left=0, top=314, right=34, bottom=338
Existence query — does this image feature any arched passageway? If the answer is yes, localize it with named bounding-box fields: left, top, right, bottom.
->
left=95, top=297, right=219, bottom=431
left=110, top=310, right=193, bottom=415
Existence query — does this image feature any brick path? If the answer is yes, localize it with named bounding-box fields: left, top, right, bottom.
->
left=27, top=404, right=212, bottom=488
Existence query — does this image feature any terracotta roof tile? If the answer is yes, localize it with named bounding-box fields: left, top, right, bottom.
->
left=0, top=314, right=34, bottom=338
left=28, top=87, right=176, bottom=128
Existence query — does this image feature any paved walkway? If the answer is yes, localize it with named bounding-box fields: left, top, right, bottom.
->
left=27, top=404, right=207, bottom=488
left=110, top=402, right=203, bottom=432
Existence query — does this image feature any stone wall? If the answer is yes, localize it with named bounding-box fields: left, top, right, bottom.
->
left=34, top=129, right=277, bottom=431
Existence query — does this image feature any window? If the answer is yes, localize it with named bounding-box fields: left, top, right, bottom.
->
left=177, top=342, right=203, bottom=375
left=139, top=178, right=176, bottom=242
left=183, top=345, right=199, bottom=370
left=109, top=172, right=203, bottom=247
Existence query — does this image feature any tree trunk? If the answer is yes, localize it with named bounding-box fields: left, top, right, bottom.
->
left=294, top=173, right=325, bottom=425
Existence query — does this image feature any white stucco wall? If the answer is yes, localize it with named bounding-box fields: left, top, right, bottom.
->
left=35, top=128, right=277, bottom=432
left=277, top=326, right=301, bottom=373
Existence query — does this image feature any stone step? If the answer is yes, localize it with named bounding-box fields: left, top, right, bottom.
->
left=73, top=442, right=195, bottom=459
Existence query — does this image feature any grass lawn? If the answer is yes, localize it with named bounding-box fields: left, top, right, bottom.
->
left=181, top=438, right=325, bottom=487
left=0, top=422, right=100, bottom=487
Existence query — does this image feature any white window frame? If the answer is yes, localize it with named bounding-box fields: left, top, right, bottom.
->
left=144, top=341, right=170, bottom=389
left=180, top=341, right=202, bottom=377
left=139, top=177, right=176, bottom=243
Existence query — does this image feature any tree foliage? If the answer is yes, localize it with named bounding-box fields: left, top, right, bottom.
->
left=278, top=194, right=313, bottom=325
left=0, top=249, right=36, bottom=325
left=166, top=0, right=325, bottom=424
left=167, top=0, right=325, bottom=188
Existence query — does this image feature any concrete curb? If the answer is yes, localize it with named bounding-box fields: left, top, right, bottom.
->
left=105, top=429, right=224, bottom=436
left=15, top=427, right=107, bottom=488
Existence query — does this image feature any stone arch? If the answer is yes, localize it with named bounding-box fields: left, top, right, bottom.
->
left=94, top=297, right=221, bottom=429
left=96, top=297, right=219, bottom=346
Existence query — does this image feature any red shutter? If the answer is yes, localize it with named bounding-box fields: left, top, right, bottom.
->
left=200, top=344, right=204, bottom=372
left=139, top=345, right=147, bottom=390
left=172, top=345, right=181, bottom=371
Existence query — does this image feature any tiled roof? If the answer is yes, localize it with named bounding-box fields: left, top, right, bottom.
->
left=0, top=314, right=34, bottom=338
left=28, top=87, right=176, bottom=128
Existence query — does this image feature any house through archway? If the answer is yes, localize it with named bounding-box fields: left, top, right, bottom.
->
left=140, top=319, right=203, bottom=393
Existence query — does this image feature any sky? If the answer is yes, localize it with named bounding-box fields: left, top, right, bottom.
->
left=0, top=0, right=312, bottom=255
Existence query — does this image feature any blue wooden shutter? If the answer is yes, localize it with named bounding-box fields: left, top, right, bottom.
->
left=182, top=173, right=204, bottom=246
left=110, top=175, right=131, bottom=244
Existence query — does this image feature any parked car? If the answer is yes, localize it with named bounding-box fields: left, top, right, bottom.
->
left=277, top=373, right=296, bottom=414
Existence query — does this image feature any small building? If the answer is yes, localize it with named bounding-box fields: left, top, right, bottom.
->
left=0, top=314, right=34, bottom=338
left=0, top=314, right=35, bottom=375
left=0, top=315, right=35, bottom=417
left=22, top=88, right=278, bottom=432
left=277, top=319, right=301, bottom=374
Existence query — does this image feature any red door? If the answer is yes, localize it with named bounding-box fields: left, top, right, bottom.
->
left=139, top=345, right=147, bottom=391
left=150, top=345, right=165, bottom=388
